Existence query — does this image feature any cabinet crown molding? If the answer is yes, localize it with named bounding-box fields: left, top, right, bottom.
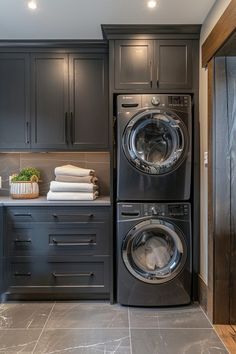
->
left=0, top=39, right=108, bottom=49
left=101, top=24, right=201, bottom=40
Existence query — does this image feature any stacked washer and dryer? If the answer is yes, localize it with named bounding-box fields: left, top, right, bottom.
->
left=116, top=94, right=192, bottom=306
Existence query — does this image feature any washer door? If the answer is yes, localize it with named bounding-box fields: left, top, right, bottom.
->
left=122, top=219, right=187, bottom=284
left=123, top=109, right=188, bottom=175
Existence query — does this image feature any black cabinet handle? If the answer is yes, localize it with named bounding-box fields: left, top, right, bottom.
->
left=13, top=213, right=32, bottom=217
left=150, top=60, right=153, bottom=88
left=156, top=65, right=159, bottom=87
left=14, top=239, right=32, bottom=243
left=52, top=213, right=94, bottom=218
left=52, top=238, right=95, bottom=246
left=70, top=112, right=74, bottom=145
left=52, top=272, right=94, bottom=278
left=14, top=272, right=31, bottom=277
left=25, top=122, right=30, bottom=144
left=65, top=112, right=69, bottom=144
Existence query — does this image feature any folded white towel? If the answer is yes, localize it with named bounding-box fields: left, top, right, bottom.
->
left=55, top=165, right=95, bottom=177
left=47, top=191, right=99, bottom=201
left=50, top=181, right=98, bottom=193
left=55, top=175, right=98, bottom=184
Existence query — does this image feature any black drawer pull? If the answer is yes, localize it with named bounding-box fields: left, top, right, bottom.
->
left=52, top=272, right=94, bottom=278
left=52, top=239, right=95, bottom=246
left=13, top=213, right=32, bottom=217
left=52, top=213, right=94, bottom=218
left=14, top=239, right=32, bottom=243
left=14, top=272, right=31, bottom=277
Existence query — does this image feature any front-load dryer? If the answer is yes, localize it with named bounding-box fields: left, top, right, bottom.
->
left=117, top=202, right=192, bottom=306
left=117, top=94, right=192, bottom=201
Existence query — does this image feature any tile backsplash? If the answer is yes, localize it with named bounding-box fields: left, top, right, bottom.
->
left=0, top=152, right=110, bottom=196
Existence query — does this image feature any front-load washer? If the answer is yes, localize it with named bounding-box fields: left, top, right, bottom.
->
left=117, top=94, right=192, bottom=201
left=117, top=202, right=192, bottom=306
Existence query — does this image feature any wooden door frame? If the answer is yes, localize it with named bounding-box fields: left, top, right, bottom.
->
left=202, top=0, right=236, bottom=323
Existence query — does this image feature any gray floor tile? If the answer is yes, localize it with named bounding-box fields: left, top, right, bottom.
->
left=46, top=302, right=129, bottom=329
left=0, top=302, right=54, bottom=329
left=34, top=328, right=131, bottom=354
left=129, top=304, right=212, bottom=329
left=0, top=329, right=41, bottom=353
left=131, top=328, right=228, bottom=354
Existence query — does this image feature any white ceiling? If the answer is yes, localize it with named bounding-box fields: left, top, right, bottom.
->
left=0, top=0, right=216, bottom=39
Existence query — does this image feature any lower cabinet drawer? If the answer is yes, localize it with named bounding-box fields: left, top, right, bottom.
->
left=7, top=206, right=109, bottom=223
left=8, top=258, right=110, bottom=294
left=7, top=222, right=109, bottom=257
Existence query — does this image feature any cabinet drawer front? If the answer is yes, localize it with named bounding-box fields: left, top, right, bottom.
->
left=7, top=207, right=109, bottom=223
left=7, top=222, right=109, bottom=257
left=9, top=259, right=109, bottom=293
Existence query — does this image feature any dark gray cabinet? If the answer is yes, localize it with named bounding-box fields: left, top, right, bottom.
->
left=114, top=39, right=192, bottom=90
left=0, top=53, right=30, bottom=149
left=5, top=205, right=111, bottom=300
left=114, top=40, right=153, bottom=90
left=31, top=53, right=69, bottom=149
left=69, top=54, right=108, bottom=149
left=31, top=52, right=108, bottom=150
left=154, top=40, right=192, bottom=89
left=9, top=257, right=110, bottom=296
left=0, top=47, right=108, bottom=151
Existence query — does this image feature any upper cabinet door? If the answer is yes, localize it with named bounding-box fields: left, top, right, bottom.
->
left=0, top=54, right=30, bottom=150
left=114, top=40, right=153, bottom=90
left=31, top=53, right=69, bottom=149
left=69, top=54, right=109, bottom=149
left=155, top=40, right=192, bottom=89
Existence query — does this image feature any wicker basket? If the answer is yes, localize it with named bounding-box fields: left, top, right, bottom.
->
left=10, top=181, right=39, bottom=199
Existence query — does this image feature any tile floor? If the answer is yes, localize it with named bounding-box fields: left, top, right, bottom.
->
left=0, top=302, right=228, bottom=353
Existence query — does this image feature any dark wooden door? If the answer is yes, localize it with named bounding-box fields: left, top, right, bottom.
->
left=213, top=57, right=236, bottom=324
left=225, top=57, right=236, bottom=325
left=154, top=40, right=192, bottom=89
left=31, top=53, right=69, bottom=149
left=69, top=54, right=108, bottom=149
left=0, top=53, right=30, bottom=150
left=114, top=40, right=153, bottom=90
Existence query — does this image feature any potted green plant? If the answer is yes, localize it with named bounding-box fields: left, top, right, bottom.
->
left=10, top=167, right=40, bottom=199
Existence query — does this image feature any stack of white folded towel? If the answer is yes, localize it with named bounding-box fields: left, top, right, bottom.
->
left=47, top=165, right=99, bottom=201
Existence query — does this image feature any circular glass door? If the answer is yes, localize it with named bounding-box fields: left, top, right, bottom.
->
left=122, top=219, right=187, bottom=284
left=123, top=110, right=188, bottom=175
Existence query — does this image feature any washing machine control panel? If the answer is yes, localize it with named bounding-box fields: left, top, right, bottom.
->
left=143, top=203, right=189, bottom=217
left=118, top=203, right=190, bottom=220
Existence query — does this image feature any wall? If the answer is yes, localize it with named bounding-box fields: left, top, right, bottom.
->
left=199, top=0, right=232, bottom=284
left=0, top=152, right=110, bottom=197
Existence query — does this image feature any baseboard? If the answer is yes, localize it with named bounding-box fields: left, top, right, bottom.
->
left=198, top=274, right=208, bottom=314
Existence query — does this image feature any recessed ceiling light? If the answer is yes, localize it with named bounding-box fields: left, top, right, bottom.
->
left=28, top=0, right=37, bottom=10
left=147, top=0, right=157, bottom=9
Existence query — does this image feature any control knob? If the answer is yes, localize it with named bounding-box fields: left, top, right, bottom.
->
left=151, top=206, right=158, bottom=215
left=151, top=97, right=160, bottom=106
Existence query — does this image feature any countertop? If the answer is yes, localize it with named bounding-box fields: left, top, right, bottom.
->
left=0, top=195, right=111, bottom=207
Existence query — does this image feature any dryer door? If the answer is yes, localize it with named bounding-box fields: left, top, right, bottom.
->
left=123, top=109, right=188, bottom=175
left=122, top=219, right=187, bottom=284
